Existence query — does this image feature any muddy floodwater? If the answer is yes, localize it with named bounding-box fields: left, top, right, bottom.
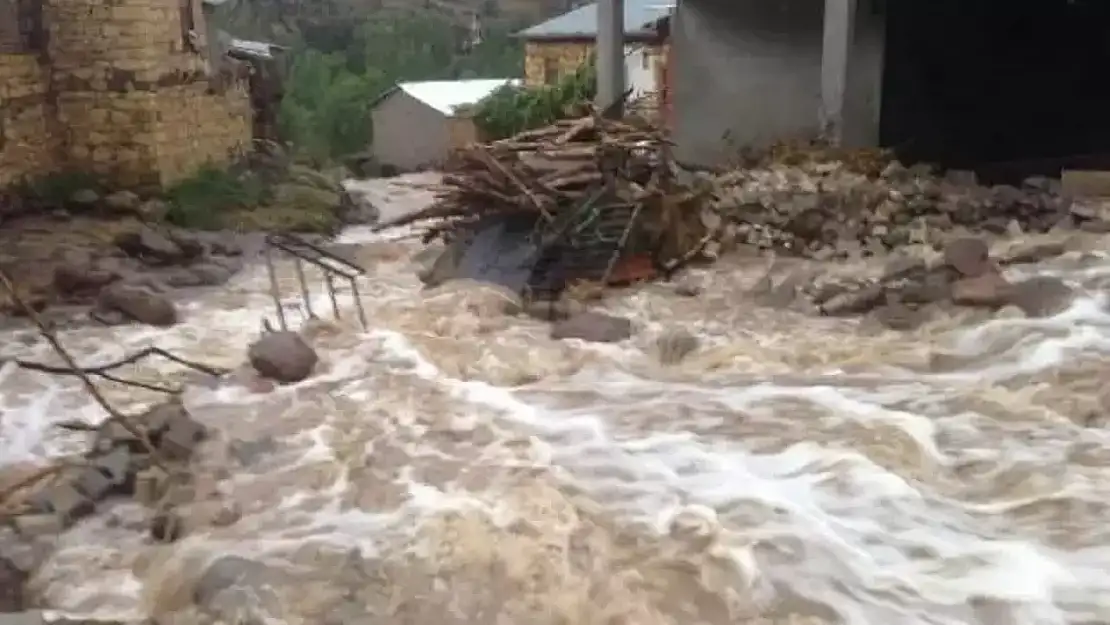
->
left=3, top=178, right=1110, bottom=625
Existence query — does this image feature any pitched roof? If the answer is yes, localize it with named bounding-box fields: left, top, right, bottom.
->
left=516, top=0, right=673, bottom=40
left=374, top=79, right=520, bottom=116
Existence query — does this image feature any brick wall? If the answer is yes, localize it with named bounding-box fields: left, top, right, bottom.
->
left=0, top=53, right=55, bottom=186
left=0, top=0, right=252, bottom=191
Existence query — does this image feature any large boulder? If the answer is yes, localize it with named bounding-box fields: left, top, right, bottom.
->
left=113, top=228, right=186, bottom=266
left=943, top=237, right=991, bottom=278
left=1007, top=276, right=1075, bottom=318
left=248, top=332, right=318, bottom=383
left=96, top=283, right=178, bottom=326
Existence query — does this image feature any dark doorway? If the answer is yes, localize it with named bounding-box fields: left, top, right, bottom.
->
left=879, top=0, right=1110, bottom=183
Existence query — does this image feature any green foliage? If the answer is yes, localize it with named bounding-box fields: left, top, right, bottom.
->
left=278, top=49, right=381, bottom=164
left=164, top=165, right=266, bottom=229
left=259, top=10, right=525, bottom=162
left=21, top=171, right=104, bottom=207
left=469, top=61, right=596, bottom=140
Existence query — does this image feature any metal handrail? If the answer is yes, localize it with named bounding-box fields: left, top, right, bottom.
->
left=263, top=232, right=368, bottom=331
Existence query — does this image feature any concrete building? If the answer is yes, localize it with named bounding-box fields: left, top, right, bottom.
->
left=671, top=0, right=1110, bottom=179
left=0, top=0, right=256, bottom=191
left=670, top=0, right=882, bottom=168
left=369, top=79, right=517, bottom=172
left=515, top=0, right=671, bottom=112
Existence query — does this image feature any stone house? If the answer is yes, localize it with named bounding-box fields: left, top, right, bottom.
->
left=369, top=79, right=518, bottom=172
left=514, top=0, right=671, bottom=114
left=0, top=0, right=257, bottom=192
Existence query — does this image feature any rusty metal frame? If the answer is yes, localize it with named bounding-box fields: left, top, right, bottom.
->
left=263, top=232, right=367, bottom=331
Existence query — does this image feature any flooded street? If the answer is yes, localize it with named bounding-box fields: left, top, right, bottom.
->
left=3, top=179, right=1110, bottom=625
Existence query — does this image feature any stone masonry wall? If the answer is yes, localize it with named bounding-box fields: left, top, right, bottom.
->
left=0, top=53, right=55, bottom=187
left=46, top=0, right=251, bottom=190
left=0, top=0, right=253, bottom=191
left=523, top=41, right=593, bottom=86
left=152, top=82, right=252, bottom=186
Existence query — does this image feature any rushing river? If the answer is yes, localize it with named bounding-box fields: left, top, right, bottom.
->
left=3, top=187, right=1110, bottom=625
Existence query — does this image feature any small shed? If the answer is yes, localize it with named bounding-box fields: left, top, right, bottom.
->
left=370, top=78, right=517, bottom=172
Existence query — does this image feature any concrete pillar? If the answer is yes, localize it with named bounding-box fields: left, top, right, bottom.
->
left=819, top=0, right=856, bottom=144
left=596, top=0, right=625, bottom=117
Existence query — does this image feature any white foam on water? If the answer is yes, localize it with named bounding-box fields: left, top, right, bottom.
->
left=5, top=229, right=1110, bottom=624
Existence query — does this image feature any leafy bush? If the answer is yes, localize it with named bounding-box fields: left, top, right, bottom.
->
left=274, top=14, right=525, bottom=162
left=164, top=165, right=266, bottom=229
left=469, top=61, right=596, bottom=140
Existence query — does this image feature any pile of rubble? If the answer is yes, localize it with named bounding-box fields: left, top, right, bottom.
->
left=708, top=158, right=1106, bottom=260
left=748, top=235, right=1078, bottom=330
left=0, top=399, right=214, bottom=617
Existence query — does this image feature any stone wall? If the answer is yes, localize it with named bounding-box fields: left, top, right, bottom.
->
left=0, top=0, right=252, bottom=191
left=0, top=53, right=55, bottom=187
left=523, top=41, right=593, bottom=86
left=152, top=82, right=252, bottom=187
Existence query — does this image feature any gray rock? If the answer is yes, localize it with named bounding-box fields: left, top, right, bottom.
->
left=655, top=329, right=700, bottom=364
left=114, top=229, right=184, bottom=266
left=163, top=263, right=233, bottom=288
left=882, top=253, right=927, bottom=281
left=68, top=188, right=100, bottom=207
left=819, top=284, right=884, bottom=316
left=96, top=283, right=178, bottom=326
left=943, top=237, right=991, bottom=277
left=104, top=190, right=141, bottom=214
left=53, top=261, right=117, bottom=296
left=873, top=303, right=929, bottom=331
left=248, top=331, right=319, bottom=383
left=999, top=240, right=1066, bottom=265
left=951, top=272, right=1012, bottom=308
left=136, top=199, right=169, bottom=221
left=1007, top=276, right=1074, bottom=318
left=551, top=312, right=633, bottom=343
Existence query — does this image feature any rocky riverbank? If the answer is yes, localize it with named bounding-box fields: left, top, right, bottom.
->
left=0, top=169, right=382, bottom=328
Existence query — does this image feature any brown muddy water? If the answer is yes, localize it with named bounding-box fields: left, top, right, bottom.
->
left=3, top=182, right=1110, bottom=625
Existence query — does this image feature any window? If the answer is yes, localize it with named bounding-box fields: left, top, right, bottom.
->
left=543, top=57, right=560, bottom=85
left=0, top=0, right=41, bottom=53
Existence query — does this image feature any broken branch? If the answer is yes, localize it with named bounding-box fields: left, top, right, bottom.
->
left=0, top=267, right=169, bottom=469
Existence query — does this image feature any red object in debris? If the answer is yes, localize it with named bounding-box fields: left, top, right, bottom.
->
left=607, top=255, right=658, bottom=285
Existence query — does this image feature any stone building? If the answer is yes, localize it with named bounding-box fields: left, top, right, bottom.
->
left=0, top=0, right=253, bottom=191
left=514, top=0, right=670, bottom=106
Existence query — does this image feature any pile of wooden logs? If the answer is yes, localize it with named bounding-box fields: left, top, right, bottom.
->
left=377, top=114, right=716, bottom=269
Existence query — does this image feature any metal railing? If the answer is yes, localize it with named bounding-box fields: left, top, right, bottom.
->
left=263, top=232, right=368, bottom=331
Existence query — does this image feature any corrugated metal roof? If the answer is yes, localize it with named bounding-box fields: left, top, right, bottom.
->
left=227, top=37, right=283, bottom=60
left=516, top=0, right=672, bottom=39
left=390, top=79, right=520, bottom=116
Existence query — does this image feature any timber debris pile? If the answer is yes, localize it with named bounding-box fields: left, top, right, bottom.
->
left=377, top=113, right=718, bottom=293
